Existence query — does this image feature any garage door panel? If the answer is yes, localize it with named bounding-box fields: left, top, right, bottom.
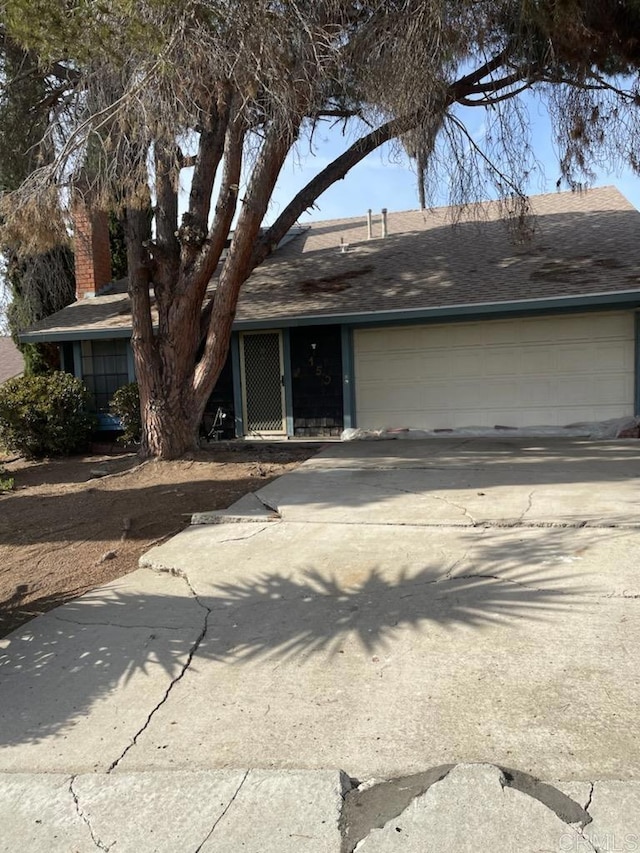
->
left=558, top=375, right=632, bottom=406
left=596, top=342, right=635, bottom=371
left=519, top=348, right=556, bottom=374
left=354, top=312, right=635, bottom=430
left=484, top=349, right=521, bottom=375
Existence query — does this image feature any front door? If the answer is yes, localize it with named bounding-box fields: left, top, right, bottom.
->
left=240, top=331, right=286, bottom=435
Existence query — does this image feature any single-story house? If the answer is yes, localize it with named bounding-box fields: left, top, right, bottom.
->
left=0, top=337, right=24, bottom=385
left=19, top=186, right=640, bottom=437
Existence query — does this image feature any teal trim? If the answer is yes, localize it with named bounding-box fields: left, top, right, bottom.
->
left=20, top=290, right=640, bottom=343
left=20, top=289, right=640, bottom=343
left=231, top=291, right=640, bottom=331
left=20, top=327, right=134, bottom=343
left=126, top=342, right=136, bottom=383
left=230, top=333, right=244, bottom=438
left=282, top=329, right=294, bottom=437
left=59, top=344, right=66, bottom=373
left=635, top=313, right=640, bottom=417
left=72, top=342, right=83, bottom=378
left=341, top=325, right=355, bottom=429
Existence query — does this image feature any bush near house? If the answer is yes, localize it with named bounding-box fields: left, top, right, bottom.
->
left=0, top=372, right=95, bottom=458
left=109, top=382, right=141, bottom=445
left=0, top=465, right=13, bottom=491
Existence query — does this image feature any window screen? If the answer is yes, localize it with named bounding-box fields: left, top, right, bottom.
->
left=81, top=339, right=129, bottom=412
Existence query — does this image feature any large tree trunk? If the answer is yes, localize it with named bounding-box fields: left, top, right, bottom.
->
left=135, top=341, right=207, bottom=460
left=139, top=387, right=203, bottom=459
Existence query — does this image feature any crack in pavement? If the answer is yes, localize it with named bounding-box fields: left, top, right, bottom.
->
left=577, top=783, right=605, bottom=853
left=499, top=767, right=592, bottom=826
left=430, top=493, right=477, bottom=525
left=604, top=592, right=640, bottom=599
left=69, top=775, right=112, bottom=851
left=342, top=764, right=595, bottom=853
left=52, top=614, right=189, bottom=630
left=276, top=517, right=640, bottom=530
left=193, top=770, right=250, bottom=852
left=442, top=551, right=470, bottom=581
left=215, top=524, right=272, bottom=543
left=341, top=765, right=455, bottom=853
left=252, top=492, right=281, bottom=516
left=520, top=489, right=535, bottom=523
left=584, top=782, right=595, bottom=818
left=107, top=568, right=211, bottom=773
left=330, top=476, right=480, bottom=525
left=444, top=572, right=561, bottom=594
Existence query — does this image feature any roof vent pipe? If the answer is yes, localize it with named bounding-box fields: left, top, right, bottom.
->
left=367, top=209, right=373, bottom=239
left=381, top=208, right=388, bottom=238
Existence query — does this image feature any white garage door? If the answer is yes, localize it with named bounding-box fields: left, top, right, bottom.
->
left=354, top=312, right=636, bottom=429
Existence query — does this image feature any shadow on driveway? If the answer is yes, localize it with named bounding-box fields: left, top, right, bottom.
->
left=0, top=559, right=579, bottom=749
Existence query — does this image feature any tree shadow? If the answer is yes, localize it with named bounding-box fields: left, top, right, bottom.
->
left=240, top=204, right=640, bottom=321
left=0, top=562, right=579, bottom=748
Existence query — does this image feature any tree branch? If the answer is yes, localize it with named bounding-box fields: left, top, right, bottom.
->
left=194, top=116, right=297, bottom=398
left=153, top=142, right=180, bottom=296
left=192, top=116, right=245, bottom=303
left=458, top=83, right=532, bottom=106
left=180, top=83, right=232, bottom=262
left=254, top=51, right=529, bottom=266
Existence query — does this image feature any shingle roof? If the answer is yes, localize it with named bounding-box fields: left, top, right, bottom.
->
left=0, top=337, right=24, bottom=383
left=21, top=186, right=640, bottom=341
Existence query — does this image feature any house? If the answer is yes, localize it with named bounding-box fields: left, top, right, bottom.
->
left=19, top=186, right=640, bottom=437
left=0, top=337, right=24, bottom=385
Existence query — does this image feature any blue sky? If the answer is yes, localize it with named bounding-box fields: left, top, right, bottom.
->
left=266, top=92, right=640, bottom=225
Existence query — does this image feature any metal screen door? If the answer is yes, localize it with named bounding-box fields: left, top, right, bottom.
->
left=240, top=331, right=286, bottom=434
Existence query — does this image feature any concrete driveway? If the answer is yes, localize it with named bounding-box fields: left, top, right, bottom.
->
left=2, top=437, right=640, bottom=850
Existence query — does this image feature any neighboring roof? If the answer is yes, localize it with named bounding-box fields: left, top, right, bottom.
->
left=0, top=337, right=24, bottom=383
left=20, top=186, right=640, bottom=342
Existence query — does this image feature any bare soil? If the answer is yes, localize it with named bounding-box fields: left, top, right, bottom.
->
left=0, top=442, right=320, bottom=639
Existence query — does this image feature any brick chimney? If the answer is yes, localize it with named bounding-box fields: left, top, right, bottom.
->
left=73, top=197, right=112, bottom=299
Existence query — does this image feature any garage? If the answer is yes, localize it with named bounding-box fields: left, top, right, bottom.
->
left=354, top=311, right=636, bottom=430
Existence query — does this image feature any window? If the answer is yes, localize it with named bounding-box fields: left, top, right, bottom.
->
left=81, top=339, right=129, bottom=412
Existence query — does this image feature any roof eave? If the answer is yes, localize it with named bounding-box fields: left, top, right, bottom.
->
left=19, top=288, right=640, bottom=342
left=233, top=289, right=640, bottom=330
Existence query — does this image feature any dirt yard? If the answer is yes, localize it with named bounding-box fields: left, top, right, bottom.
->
left=0, top=442, right=319, bottom=639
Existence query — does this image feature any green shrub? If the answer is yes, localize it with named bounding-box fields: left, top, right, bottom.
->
left=0, top=372, right=95, bottom=458
left=109, top=382, right=141, bottom=444
left=0, top=466, right=14, bottom=491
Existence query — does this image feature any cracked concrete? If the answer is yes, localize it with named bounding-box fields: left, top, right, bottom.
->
left=193, top=769, right=249, bottom=851
left=352, top=764, right=598, bottom=852
left=341, top=764, right=596, bottom=853
left=4, top=519, right=640, bottom=777
left=3, top=438, right=640, bottom=847
left=253, top=438, right=640, bottom=528
left=0, top=770, right=346, bottom=852
left=70, top=776, right=112, bottom=851
left=107, top=569, right=213, bottom=773
left=192, top=491, right=280, bottom=525
left=4, top=763, right=640, bottom=852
